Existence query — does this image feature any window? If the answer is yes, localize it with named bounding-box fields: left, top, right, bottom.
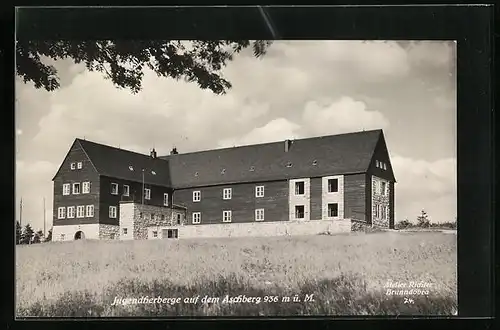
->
left=72, top=183, right=81, bottom=195
left=144, top=188, right=151, bottom=200
left=151, top=213, right=155, bottom=221
left=221, top=168, right=226, bottom=174
left=163, top=193, right=169, bottom=206
left=193, top=191, right=201, bottom=202
left=192, top=212, right=201, bottom=224
left=77, top=162, right=82, bottom=169
left=151, top=170, right=156, bottom=175
left=57, top=207, right=66, bottom=219
left=328, top=179, right=338, bottom=193
left=249, top=166, right=255, bottom=171
left=328, top=203, right=339, bottom=218
left=129, top=166, right=134, bottom=171
left=223, top=188, right=232, bottom=200
left=375, top=160, right=380, bottom=168
left=67, top=206, right=75, bottom=218
left=139, top=212, right=143, bottom=219
left=295, top=205, right=305, bottom=219
left=111, top=183, right=118, bottom=195
left=295, top=181, right=305, bottom=195
left=312, top=160, right=318, bottom=166
left=256, top=186, right=265, bottom=198
left=161, top=214, right=165, bottom=221
left=194, top=172, right=199, bottom=177
left=123, top=185, right=130, bottom=196
left=223, top=210, right=232, bottom=223
left=152, top=231, right=158, bottom=238
left=286, top=162, right=293, bottom=168
left=381, top=182, right=387, bottom=195
left=70, top=163, right=76, bottom=170
left=177, top=214, right=181, bottom=225
left=122, top=228, right=128, bottom=235
left=166, top=229, right=178, bottom=238
left=76, top=206, right=85, bottom=218
left=110, top=233, right=116, bottom=239
left=109, top=206, right=117, bottom=218
left=86, top=205, right=94, bottom=217
left=62, top=183, right=70, bottom=196
left=82, top=182, right=91, bottom=194
left=383, top=163, right=387, bottom=170
left=60, top=234, right=65, bottom=240
left=255, top=208, right=265, bottom=221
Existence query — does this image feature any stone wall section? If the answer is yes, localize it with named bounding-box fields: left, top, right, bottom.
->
left=99, top=224, right=120, bottom=239
left=371, top=175, right=391, bottom=228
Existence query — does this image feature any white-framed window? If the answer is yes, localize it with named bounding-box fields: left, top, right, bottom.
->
left=123, top=228, right=128, bottom=235
left=375, top=160, right=380, bottom=168
left=223, top=210, right=232, bottom=223
left=144, top=188, right=151, bottom=200
left=152, top=231, right=158, bottom=238
left=163, top=193, right=169, bottom=206
left=72, top=182, right=81, bottom=195
left=328, top=179, right=338, bottom=193
left=328, top=203, right=339, bottom=218
left=223, top=188, right=232, bottom=200
left=192, top=212, right=201, bottom=224
left=77, top=161, right=83, bottom=169
left=295, top=205, right=305, bottom=219
left=295, top=181, right=305, bottom=195
left=383, top=163, right=387, bottom=170
left=123, top=185, right=130, bottom=196
left=70, top=163, right=76, bottom=170
left=193, top=190, right=201, bottom=202
left=255, top=186, right=264, bottom=198
left=82, top=182, right=91, bottom=194
left=57, top=207, right=66, bottom=219
left=109, top=206, right=117, bottom=218
left=60, top=233, right=65, bottom=240
left=86, top=205, right=94, bottom=217
left=76, top=206, right=85, bottom=218
left=62, top=183, right=70, bottom=196
left=67, top=206, right=75, bottom=218
left=111, top=183, right=118, bottom=195
left=255, top=208, right=264, bottom=221
left=381, top=182, right=387, bottom=196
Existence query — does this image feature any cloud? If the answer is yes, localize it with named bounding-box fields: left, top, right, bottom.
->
left=391, top=154, right=456, bottom=222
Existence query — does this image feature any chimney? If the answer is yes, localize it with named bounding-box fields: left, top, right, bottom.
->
left=150, top=148, right=157, bottom=158
left=170, top=147, right=178, bottom=155
left=284, top=139, right=292, bottom=152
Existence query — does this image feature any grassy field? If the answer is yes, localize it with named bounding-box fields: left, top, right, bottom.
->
left=16, top=231, right=457, bottom=317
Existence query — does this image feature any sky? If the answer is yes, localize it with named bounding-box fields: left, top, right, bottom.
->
left=15, top=40, right=457, bottom=233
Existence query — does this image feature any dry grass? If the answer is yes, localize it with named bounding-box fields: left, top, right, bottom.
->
left=16, top=231, right=457, bottom=316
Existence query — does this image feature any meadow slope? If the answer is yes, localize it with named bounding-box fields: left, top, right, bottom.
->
left=16, top=231, right=457, bottom=316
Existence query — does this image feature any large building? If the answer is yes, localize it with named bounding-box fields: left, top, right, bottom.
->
left=51, top=129, right=396, bottom=241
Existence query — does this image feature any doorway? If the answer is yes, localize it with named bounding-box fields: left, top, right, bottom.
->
left=74, top=231, right=85, bottom=240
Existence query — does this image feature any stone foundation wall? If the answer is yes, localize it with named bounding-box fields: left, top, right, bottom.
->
left=149, top=219, right=352, bottom=239
left=132, top=204, right=187, bottom=240
left=99, top=224, right=120, bottom=240
left=350, top=219, right=372, bottom=232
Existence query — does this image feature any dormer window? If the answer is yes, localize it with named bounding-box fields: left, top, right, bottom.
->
left=286, top=162, right=293, bottom=168
left=383, top=163, right=387, bottom=170
left=375, top=160, right=380, bottom=168
left=70, top=163, right=76, bottom=170
left=249, top=166, right=255, bottom=171
left=312, top=160, right=318, bottom=166
left=77, top=162, right=82, bottom=169
left=221, top=169, right=226, bottom=175
left=129, top=166, right=134, bottom=171
left=194, top=172, right=199, bottom=177
left=152, top=170, right=156, bottom=175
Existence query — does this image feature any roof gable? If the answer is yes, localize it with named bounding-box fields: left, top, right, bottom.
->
left=162, top=129, right=383, bottom=188
left=76, top=139, right=171, bottom=186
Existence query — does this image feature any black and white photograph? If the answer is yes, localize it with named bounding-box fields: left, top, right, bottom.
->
left=15, top=18, right=459, bottom=317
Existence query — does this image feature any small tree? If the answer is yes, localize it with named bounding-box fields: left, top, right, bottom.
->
left=417, top=209, right=431, bottom=228
left=45, top=228, right=52, bottom=242
left=396, top=218, right=412, bottom=230
left=16, top=221, right=22, bottom=245
left=33, top=230, right=44, bottom=244
left=21, top=224, right=34, bottom=244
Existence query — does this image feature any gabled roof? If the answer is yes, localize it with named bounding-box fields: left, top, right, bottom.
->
left=161, top=129, right=383, bottom=189
left=76, top=139, right=171, bottom=186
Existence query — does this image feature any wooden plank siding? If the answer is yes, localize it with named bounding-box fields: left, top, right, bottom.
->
left=173, top=180, right=289, bottom=225
left=309, top=177, right=322, bottom=220
left=99, top=175, right=173, bottom=225
left=343, top=173, right=367, bottom=222
left=52, top=141, right=101, bottom=226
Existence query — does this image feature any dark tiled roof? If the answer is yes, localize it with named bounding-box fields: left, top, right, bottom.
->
left=77, top=139, right=171, bottom=186
left=161, top=129, right=383, bottom=189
